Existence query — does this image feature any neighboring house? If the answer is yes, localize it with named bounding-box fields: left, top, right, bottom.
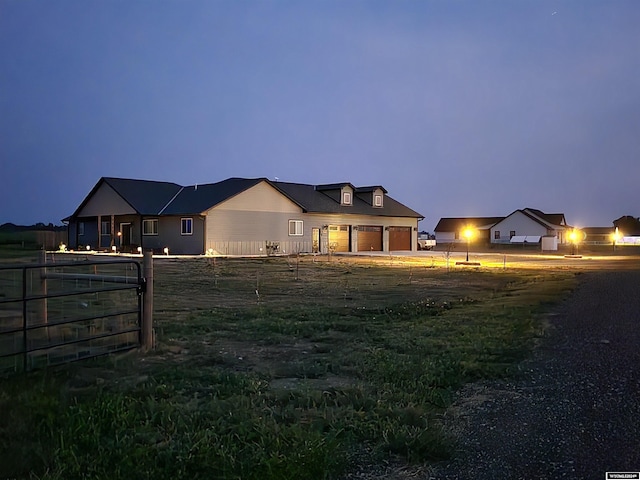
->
left=434, top=208, right=570, bottom=250
left=434, top=217, right=504, bottom=245
left=64, top=177, right=424, bottom=255
left=582, top=227, right=615, bottom=245
left=490, top=208, right=569, bottom=246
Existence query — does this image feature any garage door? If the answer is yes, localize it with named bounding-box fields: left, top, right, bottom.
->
left=357, top=226, right=382, bottom=252
left=388, top=226, right=411, bottom=251
left=328, top=225, right=350, bottom=252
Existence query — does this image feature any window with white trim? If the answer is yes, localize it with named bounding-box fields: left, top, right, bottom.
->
left=181, top=218, right=193, bottom=235
left=143, top=219, right=158, bottom=235
left=288, top=220, right=303, bottom=236
left=101, top=220, right=111, bottom=235
left=342, top=192, right=351, bottom=205
left=374, top=194, right=383, bottom=207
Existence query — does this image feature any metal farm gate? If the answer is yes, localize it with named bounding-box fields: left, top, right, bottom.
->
left=0, top=255, right=149, bottom=374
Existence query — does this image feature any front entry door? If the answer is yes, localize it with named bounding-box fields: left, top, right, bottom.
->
left=312, top=228, right=320, bottom=253
left=119, top=223, right=132, bottom=251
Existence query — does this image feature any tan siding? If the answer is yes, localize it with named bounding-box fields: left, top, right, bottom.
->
left=205, top=183, right=308, bottom=255
left=205, top=183, right=419, bottom=255
left=216, top=182, right=300, bottom=212
left=79, top=183, right=136, bottom=216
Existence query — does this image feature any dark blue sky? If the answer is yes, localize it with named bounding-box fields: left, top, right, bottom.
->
left=1, top=0, right=638, bottom=230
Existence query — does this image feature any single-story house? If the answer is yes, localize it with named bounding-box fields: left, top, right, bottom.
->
left=434, top=208, right=570, bottom=250
left=582, top=227, right=615, bottom=245
left=434, top=217, right=505, bottom=244
left=490, top=208, right=569, bottom=245
left=64, top=177, right=424, bottom=255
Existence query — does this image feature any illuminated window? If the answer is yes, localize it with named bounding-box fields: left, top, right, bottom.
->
left=289, top=220, right=303, bottom=236
left=143, top=219, right=158, bottom=236
left=343, top=192, right=351, bottom=205
left=374, top=194, right=383, bottom=207
left=181, top=218, right=193, bottom=235
left=494, top=230, right=500, bottom=239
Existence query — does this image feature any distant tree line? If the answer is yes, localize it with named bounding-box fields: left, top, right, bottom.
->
left=0, top=223, right=67, bottom=233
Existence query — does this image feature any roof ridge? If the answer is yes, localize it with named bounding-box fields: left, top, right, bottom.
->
left=158, top=186, right=184, bottom=215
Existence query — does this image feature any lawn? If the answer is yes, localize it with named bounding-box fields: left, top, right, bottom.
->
left=0, top=254, right=575, bottom=479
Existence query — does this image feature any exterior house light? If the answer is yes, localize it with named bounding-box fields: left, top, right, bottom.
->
left=163, top=247, right=169, bottom=255
left=86, top=245, right=91, bottom=251
left=137, top=246, right=143, bottom=254
left=111, top=245, right=117, bottom=253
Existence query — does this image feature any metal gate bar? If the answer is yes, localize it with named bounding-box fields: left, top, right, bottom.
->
left=0, top=258, right=145, bottom=373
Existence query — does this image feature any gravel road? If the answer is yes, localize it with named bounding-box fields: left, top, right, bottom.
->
left=429, top=270, right=640, bottom=480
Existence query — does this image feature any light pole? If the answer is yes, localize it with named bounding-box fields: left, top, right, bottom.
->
left=568, top=228, right=582, bottom=256
left=463, top=228, right=473, bottom=262
left=612, top=227, right=621, bottom=252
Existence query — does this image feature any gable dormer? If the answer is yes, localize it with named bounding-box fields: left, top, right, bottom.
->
left=355, top=186, right=387, bottom=208
left=315, top=183, right=356, bottom=206
left=340, top=185, right=353, bottom=206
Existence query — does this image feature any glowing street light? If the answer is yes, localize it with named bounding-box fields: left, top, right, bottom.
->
left=463, top=227, right=474, bottom=262
left=568, top=228, right=582, bottom=256
left=611, top=227, right=621, bottom=252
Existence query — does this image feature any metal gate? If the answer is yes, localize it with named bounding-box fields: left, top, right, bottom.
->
left=0, top=257, right=145, bottom=374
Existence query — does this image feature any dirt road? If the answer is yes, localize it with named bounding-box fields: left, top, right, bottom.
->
left=429, top=270, right=640, bottom=479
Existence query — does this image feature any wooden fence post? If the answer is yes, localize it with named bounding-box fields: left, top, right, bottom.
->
left=142, top=251, right=154, bottom=351
left=38, top=250, right=48, bottom=327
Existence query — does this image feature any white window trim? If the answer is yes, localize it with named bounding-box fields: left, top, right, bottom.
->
left=374, top=194, right=383, bottom=207
left=288, top=220, right=304, bottom=236
left=343, top=192, right=352, bottom=205
left=181, top=217, right=193, bottom=236
left=143, top=219, right=158, bottom=236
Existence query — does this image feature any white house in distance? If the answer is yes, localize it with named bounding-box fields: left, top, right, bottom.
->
left=490, top=208, right=568, bottom=248
left=435, top=208, right=570, bottom=250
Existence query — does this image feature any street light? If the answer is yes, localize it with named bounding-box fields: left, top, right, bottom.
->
left=611, top=227, right=621, bottom=252
left=568, top=228, right=582, bottom=256
left=463, top=227, right=474, bottom=262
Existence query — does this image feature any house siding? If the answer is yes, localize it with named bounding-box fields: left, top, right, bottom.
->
left=205, top=185, right=419, bottom=256
left=78, top=183, right=136, bottom=217
left=142, top=216, right=205, bottom=254
left=491, top=212, right=548, bottom=243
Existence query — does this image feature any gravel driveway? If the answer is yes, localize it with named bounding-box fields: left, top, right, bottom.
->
left=429, top=269, right=640, bottom=479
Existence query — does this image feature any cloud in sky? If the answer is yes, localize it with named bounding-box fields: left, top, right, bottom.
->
left=1, top=0, right=638, bottom=229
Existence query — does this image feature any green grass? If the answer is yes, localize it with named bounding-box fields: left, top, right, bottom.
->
left=0, top=257, right=576, bottom=479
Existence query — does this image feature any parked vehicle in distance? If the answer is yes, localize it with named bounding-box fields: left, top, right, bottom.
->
left=418, top=232, right=436, bottom=250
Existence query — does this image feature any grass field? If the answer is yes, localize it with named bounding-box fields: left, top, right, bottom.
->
left=0, top=253, right=576, bottom=479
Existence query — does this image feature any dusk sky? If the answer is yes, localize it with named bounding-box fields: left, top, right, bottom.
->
left=1, top=0, right=638, bottom=231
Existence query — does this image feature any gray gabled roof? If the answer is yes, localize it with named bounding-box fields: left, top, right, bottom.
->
left=271, top=181, right=423, bottom=218
left=161, top=178, right=264, bottom=215
left=102, top=177, right=183, bottom=215
left=68, top=177, right=423, bottom=220
left=434, top=217, right=504, bottom=232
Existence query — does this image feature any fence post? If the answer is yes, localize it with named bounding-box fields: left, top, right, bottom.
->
left=142, top=251, right=154, bottom=351
left=38, top=249, right=48, bottom=327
